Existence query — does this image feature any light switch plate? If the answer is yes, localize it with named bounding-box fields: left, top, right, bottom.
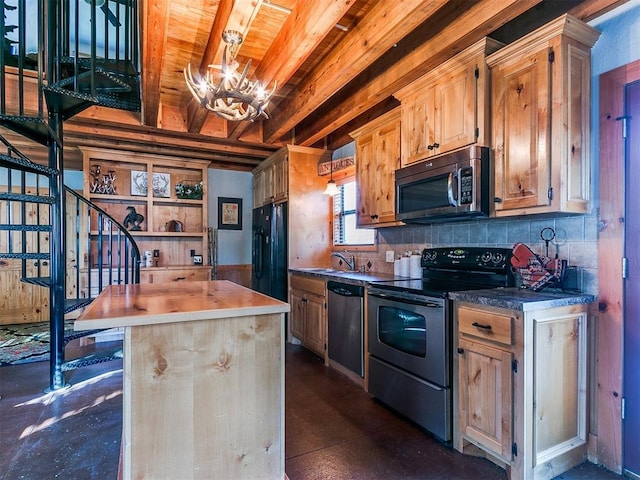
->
left=385, top=250, right=395, bottom=263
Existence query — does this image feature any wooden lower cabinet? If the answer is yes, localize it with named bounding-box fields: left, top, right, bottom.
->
left=454, top=301, right=588, bottom=480
left=289, top=273, right=326, bottom=358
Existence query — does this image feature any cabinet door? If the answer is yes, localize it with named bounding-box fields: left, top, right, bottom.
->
left=434, top=65, right=477, bottom=154
left=401, top=88, right=435, bottom=165
left=253, top=170, right=265, bottom=208
left=289, top=289, right=305, bottom=341
left=355, top=131, right=377, bottom=226
left=273, top=155, right=288, bottom=203
left=305, top=292, right=326, bottom=356
left=355, top=113, right=401, bottom=227
left=492, top=48, right=551, bottom=213
left=373, top=119, right=401, bottom=224
left=458, top=337, right=513, bottom=461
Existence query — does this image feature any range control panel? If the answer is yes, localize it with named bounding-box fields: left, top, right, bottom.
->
left=421, top=247, right=513, bottom=271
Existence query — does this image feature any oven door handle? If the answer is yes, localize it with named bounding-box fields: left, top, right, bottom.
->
left=447, top=171, right=458, bottom=207
left=368, top=292, right=442, bottom=309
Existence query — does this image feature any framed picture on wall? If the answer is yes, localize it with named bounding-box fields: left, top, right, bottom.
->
left=218, top=197, right=242, bottom=230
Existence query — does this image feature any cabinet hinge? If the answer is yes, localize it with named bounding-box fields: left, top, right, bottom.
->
left=548, top=187, right=554, bottom=200
left=512, top=359, right=518, bottom=373
left=623, top=257, right=629, bottom=279
left=622, top=397, right=626, bottom=420
left=548, top=49, right=555, bottom=63
left=474, top=127, right=479, bottom=138
left=474, top=66, right=479, bottom=79
left=512, top=442, right=518, bottom=457
left=324, top=302, right=327, bottom=309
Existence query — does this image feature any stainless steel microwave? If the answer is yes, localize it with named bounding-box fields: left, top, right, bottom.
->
left=395, top=145, right=490, bottom=223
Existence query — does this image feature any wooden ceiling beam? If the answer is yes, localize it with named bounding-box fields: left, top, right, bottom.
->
left=64, top=118, right=278, bottom=161
left=568, top=0, right=629, bottom=21
left=226, top=0, right=354, bottom=141
left=185, top=0, right=262, bottom=134
left=141, top=0, right=170, bottom=128
left=261, top=0, right=452, bottom=144
left=293, top=0, right=544, bottom=147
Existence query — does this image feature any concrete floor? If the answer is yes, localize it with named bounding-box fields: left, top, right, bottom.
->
left=0, top=340, right=624, bottom=479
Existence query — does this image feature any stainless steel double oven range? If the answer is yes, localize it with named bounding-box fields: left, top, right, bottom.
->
left=367, top=247, right=514, bottom=442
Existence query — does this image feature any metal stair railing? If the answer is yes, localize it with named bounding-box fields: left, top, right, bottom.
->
left=0, top=136, right=140, bottom=381
left=1, top=0, right=141, bottom=390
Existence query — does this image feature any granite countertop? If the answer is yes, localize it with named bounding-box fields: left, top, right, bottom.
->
left=289, top=267, right=403, bottom=285
left=449, top=287, right=596, bottom=311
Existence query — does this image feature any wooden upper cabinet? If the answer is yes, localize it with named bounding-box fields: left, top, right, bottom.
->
left=350, top=107, right=402, bottom=227
left=253, top=150, right=286, bottom=208
left=395, top=38, right=502, bottom=167
left=488, top=14, right=600, bottom=216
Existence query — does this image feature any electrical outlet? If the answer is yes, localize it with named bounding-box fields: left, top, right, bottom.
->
left=386, top=250, right=395, bottom=263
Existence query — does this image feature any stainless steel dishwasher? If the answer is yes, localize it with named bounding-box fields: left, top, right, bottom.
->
left=327, top=281, right=364, bottom=377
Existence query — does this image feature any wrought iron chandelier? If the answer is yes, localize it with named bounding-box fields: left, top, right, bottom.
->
left=184, top=30, right=276, bottom=122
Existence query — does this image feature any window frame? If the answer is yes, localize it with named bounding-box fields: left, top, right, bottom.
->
left=332, top=171, right=376, bottom=250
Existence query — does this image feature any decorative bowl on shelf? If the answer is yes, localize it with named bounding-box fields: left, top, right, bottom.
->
left=175, top=181, right=203, bottom=200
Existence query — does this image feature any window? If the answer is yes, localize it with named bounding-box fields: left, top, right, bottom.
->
left=333, top=181, right=375, bottom=246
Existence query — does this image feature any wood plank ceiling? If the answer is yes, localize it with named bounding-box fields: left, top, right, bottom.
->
left=30, top=0, right=632, bottom=170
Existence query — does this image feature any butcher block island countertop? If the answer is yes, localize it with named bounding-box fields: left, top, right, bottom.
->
left=75, top=280, right=290, bottom=480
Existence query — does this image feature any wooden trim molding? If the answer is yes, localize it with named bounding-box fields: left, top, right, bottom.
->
left=597, top=58, right=640, bottom=473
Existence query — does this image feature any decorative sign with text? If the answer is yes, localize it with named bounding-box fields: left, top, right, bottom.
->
left=317, top=156, right=355, bottom=176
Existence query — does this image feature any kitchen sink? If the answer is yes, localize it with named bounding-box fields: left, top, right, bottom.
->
left=297, top=267, right=344, bottom=273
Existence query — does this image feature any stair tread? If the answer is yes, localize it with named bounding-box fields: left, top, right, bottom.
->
left=0, top=151, right=59, bottom=176
left=0, top=116, right=61, bottom=146
left=0, top=191, right=56, bottom=204
left=1, top=253, right=50, bottom=261
left=61, top=348, right=123, bottom=372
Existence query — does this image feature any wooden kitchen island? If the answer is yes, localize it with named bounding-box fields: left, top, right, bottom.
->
left=75, top=280, right=289, bottom=480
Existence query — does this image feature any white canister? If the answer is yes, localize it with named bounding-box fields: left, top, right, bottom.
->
left=399, top=256, right=410, bottom=277
left=409, top=253, right=422, bottom=278
left=394, top=257, right=401, bottom=277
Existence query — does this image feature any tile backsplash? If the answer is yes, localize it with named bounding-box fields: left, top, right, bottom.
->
left=350, top=213, right=598, bottom=295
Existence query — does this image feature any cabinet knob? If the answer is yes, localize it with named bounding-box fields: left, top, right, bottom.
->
left=457, top=348, right=465, bottom=354
left=494, top=197, right=503, bottom=203
left=370, top=214, right=378, bottom=220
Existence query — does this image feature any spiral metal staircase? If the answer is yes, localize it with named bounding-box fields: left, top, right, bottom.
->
left=0, top=0, right=141, bottom=390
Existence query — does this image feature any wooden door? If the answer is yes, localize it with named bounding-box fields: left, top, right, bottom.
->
left=355, top=131, right=376, bottom=226
left=624, top=78, right=640, bottom=477
left=493, top=47, right=551, bottom=212
left=304, top=292, right=326, bottom=357
left=373, top=118, right=401, bottom=224
left=599, top=58, right=640, bottom=472
left=289, top=289, right=305, bottom=341
left=458, top=338, right=512, bottom=461
left=434, top=65, right=476, bottom=154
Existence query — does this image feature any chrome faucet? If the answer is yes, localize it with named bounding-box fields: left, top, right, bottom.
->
left=331, top=251, right=356, bottom=271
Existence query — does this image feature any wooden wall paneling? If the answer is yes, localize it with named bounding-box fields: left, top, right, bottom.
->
left=287, top=146, right=333, bottom=269
left=215, top=264, right=251, bottom=288
left=597, top=58, right=640, bottom=473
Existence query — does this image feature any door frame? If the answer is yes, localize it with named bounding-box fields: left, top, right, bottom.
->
left=597, top=58, right=640, bottom=474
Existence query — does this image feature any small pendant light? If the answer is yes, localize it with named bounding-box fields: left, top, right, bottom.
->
left=323, top=158, right=339, bottom=196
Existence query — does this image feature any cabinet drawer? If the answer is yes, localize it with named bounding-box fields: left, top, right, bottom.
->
left=290, top=275, right=326, bottom=297
left=142, top=267, right=211, bottom=284
left=458, top=307, right=513, bottom=346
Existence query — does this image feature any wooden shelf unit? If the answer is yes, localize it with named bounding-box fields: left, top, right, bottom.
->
left=80, top=147, right=211, bottom=271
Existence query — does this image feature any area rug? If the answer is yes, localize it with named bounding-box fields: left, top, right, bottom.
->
left=0, top=321, right=75, bottom=366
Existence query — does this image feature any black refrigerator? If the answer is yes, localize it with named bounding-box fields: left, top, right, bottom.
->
left=252, top=202, right=287, bottom=301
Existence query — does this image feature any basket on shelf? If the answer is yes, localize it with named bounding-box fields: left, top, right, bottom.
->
left=175, top=181, right=203, bottom=200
